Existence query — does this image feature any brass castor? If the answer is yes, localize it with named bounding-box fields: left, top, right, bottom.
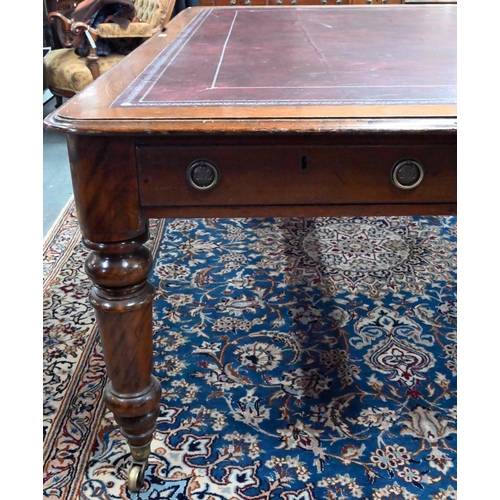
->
left=128, top=462, right=147, bottom=492
left=127, top=443, right=151, bottom=492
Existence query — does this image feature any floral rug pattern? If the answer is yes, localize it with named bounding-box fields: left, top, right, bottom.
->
left=43, top=209, right=457, bottom=500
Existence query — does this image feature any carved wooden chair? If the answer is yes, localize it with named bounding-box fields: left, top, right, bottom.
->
left=44, top=0, right=176, bottom=107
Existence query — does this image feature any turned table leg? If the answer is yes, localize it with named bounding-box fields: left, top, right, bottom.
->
left=84, top=231, right=161, bottom=492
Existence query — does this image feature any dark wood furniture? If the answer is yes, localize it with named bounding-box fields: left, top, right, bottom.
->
left=44, top=4, right=457, bottom=492
left=45, top=0, right=84, bottom=13
left=43, top=0, right=84, bottom=54
left=44, top=0, right=177, bottom=108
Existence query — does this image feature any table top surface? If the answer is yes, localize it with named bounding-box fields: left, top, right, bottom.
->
left=46, top=5, right=457, bottom=134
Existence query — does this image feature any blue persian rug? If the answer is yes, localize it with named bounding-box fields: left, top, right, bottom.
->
left=43, top=202, right=457, bottom=500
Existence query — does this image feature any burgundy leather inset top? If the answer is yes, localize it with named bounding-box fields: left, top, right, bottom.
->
left=111, top=6, right=457, bottom=108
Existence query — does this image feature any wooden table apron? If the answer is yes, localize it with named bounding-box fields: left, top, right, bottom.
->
left=44, top=4, right=457, bottom=490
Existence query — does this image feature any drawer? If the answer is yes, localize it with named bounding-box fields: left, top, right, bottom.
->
left=136, top=144, right=456, bottom=208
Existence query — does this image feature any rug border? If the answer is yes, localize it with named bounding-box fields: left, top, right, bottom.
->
left=43, top=214, right=167, bottom=498
left=43, top=196, right=75, bottom=251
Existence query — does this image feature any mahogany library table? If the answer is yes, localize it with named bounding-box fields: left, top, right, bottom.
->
left=44, top=4, right=457, bottom=491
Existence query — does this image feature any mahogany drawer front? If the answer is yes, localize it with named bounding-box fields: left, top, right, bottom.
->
left=136, top=144, right=456, bottom=208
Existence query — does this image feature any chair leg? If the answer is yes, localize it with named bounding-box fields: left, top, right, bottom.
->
left=55, top=95, right=64, bottom=108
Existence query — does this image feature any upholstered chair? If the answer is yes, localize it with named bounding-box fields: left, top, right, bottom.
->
left=44, top=0, right=176, bottom=107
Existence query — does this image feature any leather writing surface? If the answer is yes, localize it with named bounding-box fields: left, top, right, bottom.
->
left=112, top=6, right=456, bottom=109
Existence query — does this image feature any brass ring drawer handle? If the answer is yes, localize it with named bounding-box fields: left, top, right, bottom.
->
left=187, top=159, right=220, bottom=190
left=391, top=159, right=424, bottom=190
